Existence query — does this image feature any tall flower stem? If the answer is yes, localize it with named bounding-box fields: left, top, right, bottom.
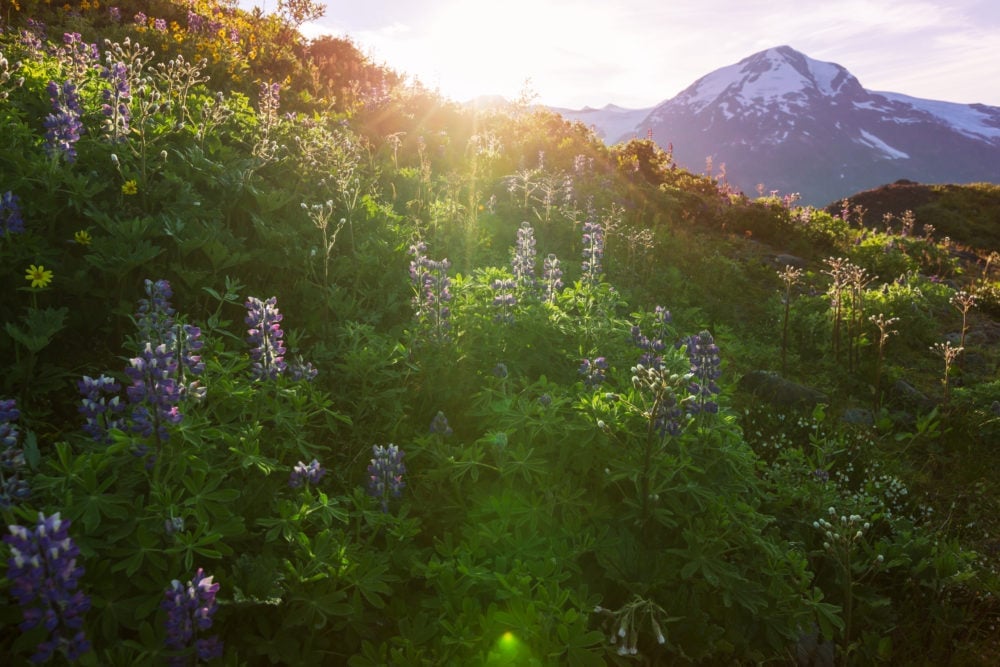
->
left=777, top=265, right=802, bottom=376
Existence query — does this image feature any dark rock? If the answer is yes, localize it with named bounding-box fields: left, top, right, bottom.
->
left=738, top=370, right=828, bottom=409
left=841, top=408, right=874, bottom=426
left=968, top=321, right=1000, bottom=345
left=889, top=380, right=934, bottom=410
left=960, top=351, right=991, bottom=376
left=796, top=628, right=835, bottom=667
left=774, top=253, right=807, bottom=269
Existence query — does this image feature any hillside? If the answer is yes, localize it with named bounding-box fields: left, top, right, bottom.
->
left=827, top=180, right=1000, bottom=252
left=0, top=3, right=998, bottom=666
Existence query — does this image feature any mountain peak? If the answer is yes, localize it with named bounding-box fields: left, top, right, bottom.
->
left=672, top=45, right=863, bottom=115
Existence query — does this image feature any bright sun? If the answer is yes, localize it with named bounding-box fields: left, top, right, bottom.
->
left=421, top=0, right=592, bottom=102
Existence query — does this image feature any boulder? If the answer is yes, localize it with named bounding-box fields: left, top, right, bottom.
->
left=841, top=407, right=874, bottom=426
left=774, top=253, right=807, bottom=269
left=889, top=380, right=935, bottom=411
left=738, top=370, right=828, bottom=409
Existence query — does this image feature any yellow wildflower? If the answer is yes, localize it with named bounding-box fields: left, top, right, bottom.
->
left=74, top=230, right=92, bottom=245
left=121, top=180, right=138, bottom=195
left=25, top=264, right=53, bottom=289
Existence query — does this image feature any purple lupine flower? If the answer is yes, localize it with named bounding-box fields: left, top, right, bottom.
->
left=652, top=389, right=683, bottom=437
left=511, top=221, right=537, bottom=287
left=100, top=59, right=131, bottom=140
left=186, top=11, right=205, bottom=33
left=491, top=277, right=517, bottom=324
left=44, top=80, right=84, bottom=162
left=78, top=375, right=127, bottom=443
left=164, top=516, right=185, bottom=535
left=1, top=190, right=25, bottom=236
left=541, top=253, right=563, bottom=303
left=162, top=568, right=223, bottom=666
left=1, top=398, right=22, bottom=453
left=125, top=342, right=184, bottom=443
left=429, top=411, right=453, bottom=437
left=581, top=220, right=604, bottom=285
left=579, top=357, right=609, bottom=388
left=134, top=12, right=148, bottom=26
left=20, top=27, right=44, bottom=53
left=408, top=242, right=452, bottom=344
left=288, top=459, right=326, bottom=488
left=245, top=296, right=287, bottom=380
left=109, top=6, right=122, bottom=22
left=492, top=362, right=508, bottom=379
left=26, top=18, right=47, bottom=37
left=56, top=33, right=100, bottom=77
left=1, top=398, right=30, bottom=508
left=684, top=330, right=721, bottom=415
left=632, top=364, right=683, bottom=437
left=136, top=279, right=177, bottom=344
left=125, top=282, right=204, bottom=448
left=134, top=280, right=204, bottom=396
left=631, top=306, right=672, bottom=369
left=367, top=444, right=406, bottom=512
left=4, top=513, right=91, bottom=663
left=287, top=355, right=318, bottom=382
left=173, top=324, right=205, bottom=380
left=154, top=18, right=168, bottom=32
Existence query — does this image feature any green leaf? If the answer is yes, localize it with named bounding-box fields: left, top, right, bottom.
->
left=4, top=307, right=68, bottom=353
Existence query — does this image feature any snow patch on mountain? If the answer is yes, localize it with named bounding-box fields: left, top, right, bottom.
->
left=856, top=129, right=909, bottom=159
left=877, top=92, right=1000, bottom=142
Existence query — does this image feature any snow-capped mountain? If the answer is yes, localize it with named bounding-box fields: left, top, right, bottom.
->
left=556, top=46, right=1000, bottom=206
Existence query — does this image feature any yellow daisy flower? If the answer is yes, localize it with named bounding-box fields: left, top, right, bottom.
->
left=74, top=230, right=92, bottom=245
left=25, top=264, right=53, bottom=289
left=121, top=180, right=138, bottom=195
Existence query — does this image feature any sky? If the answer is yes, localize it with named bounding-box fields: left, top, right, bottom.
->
left=241, top=0, right=1000, bottom=109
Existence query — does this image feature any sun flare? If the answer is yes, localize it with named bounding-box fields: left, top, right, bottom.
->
left=420, top=0, right=603, bottom=102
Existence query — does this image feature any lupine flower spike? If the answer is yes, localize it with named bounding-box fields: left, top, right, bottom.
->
left=685, top=330, right=721, bottom=415
left=44, top=80, right=84, bottom=161
left=408, top=242, right=453, bottom=343
left=367, top=444, right=406, bottom=512
left=579, top=357, right=609, bottom=388
left=429, top=411, right=453, bottom=437
left=4, top=513, right=91, bottom=663
left=542, top=253, right=563, bottom=303
left=631, top=306, right=672, bottom=369
left=511, top=221, right=537, bottom=288
left=1, top=398, right=30, bottom=507
left=245, top=296, right=287, bottom=380
left=1, top=190, right=25, bottom=236
left=78, top=375, right=126, bottom=443
left=289, top=459, right=326, bottom=488
left=581, top=220, right=604, bottom=285
left=162, top=568, right=223, bottom=666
